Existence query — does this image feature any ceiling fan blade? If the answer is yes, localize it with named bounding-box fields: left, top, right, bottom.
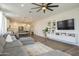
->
left=42, top=3, right=44, bottom=5
left=48, top=8, right=53, bottom=11
left=31, top=7, right=40, bottom=9
left=47, top=3, right=52, bottom=5
left=37, top=8, right=41, bottom=12
left=43, top=10, right=46, bottom=13
left=48, top=5, right=59, bottom=7
left=32, top=3, right=41, bottom=6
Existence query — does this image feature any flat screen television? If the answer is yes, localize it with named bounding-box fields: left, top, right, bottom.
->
left=57, top=19, right=74, bottom=30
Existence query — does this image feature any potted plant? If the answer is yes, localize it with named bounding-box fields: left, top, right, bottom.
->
left=42, top=27, right=49, bottom=40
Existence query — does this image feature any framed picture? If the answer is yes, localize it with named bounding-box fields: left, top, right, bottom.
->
left=18, top=26, right=24, bottom=32
left=52, top=22, right=55, bottom=26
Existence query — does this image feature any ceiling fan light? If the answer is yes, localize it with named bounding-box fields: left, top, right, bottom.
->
left=42, top=7, right=46, bottom=10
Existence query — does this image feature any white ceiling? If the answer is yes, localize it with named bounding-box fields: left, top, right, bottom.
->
left=0, top=3, right=79, bottom=22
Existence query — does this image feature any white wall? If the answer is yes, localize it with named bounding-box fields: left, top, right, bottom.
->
left=34, top=8, right=79, bottom=37
left=33, top=8, right=79, bottom=45
left=3, top=15, right=9, bottom=34
left=0, top=11, right=8, bottom=35
left=0, top=11, right=3, bottom=35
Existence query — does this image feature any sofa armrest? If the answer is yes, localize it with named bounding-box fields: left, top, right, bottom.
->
left=0, top=53, right=10, bottom=56
left=3, top=46, right=30, bottom=56
left=4, top=40, right=23, bottom=49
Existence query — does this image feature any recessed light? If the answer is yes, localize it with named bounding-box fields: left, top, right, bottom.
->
left=21, top=4, right=24, bottom=7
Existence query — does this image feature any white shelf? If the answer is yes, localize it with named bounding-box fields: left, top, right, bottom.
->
left=47, top=33, right=78, bottom=46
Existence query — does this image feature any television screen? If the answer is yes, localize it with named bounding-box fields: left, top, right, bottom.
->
left=57, top=19, right=74, bottom=30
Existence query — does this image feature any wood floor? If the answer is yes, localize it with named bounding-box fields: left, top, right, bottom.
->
left=32, top=35, right=79, bottom=56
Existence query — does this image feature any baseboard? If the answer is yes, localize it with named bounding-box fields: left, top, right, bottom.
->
left=34, top=34, right=46, bottom=39
left=34, top=34, right=78, bottom=47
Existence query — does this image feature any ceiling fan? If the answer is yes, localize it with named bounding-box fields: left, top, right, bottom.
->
left=31, top=3, right=59, bottom=13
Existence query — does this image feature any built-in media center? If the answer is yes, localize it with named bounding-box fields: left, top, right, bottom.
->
left=47, top=18, right=79, bottom=46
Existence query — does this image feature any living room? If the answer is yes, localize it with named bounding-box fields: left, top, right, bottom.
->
left=0, top=2, right=79, bottom=56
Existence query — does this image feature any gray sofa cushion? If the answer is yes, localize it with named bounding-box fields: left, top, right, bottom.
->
left=3, top=46, right=30, bottom=56
left=19, top=37, right=35, bottom=45
left=0, top=53, right=10, bottom=56
left=11, top=36, right=17, bottom=41
left=3, top=34, right=8, bottom=39
left=0, top=36, right=6, bottom=47
left=0, top=45, right=3, bottom=53
left=4, top=40, right=23, bottom=49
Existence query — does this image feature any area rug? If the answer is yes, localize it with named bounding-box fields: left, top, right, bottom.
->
left=25, top=42, right=70, bottom=56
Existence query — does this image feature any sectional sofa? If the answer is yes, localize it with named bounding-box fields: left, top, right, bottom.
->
left=0, top=35, right=70, bottom=56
